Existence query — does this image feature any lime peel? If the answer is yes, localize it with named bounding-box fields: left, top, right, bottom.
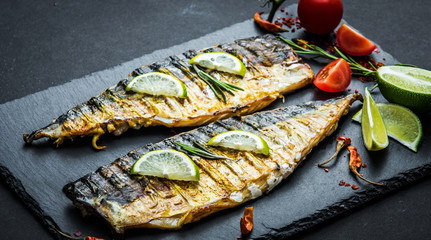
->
left=352, top=103, right=423, bottom=152
left=207, top=130, right=270, bottom=155
left=189, top=52, right=247, bottom=77
left=361, top=88, right=389, bottom=151
left=131, top=149, right=199, bottom=181
left=126, top=72, right=187, bottom=98
left=377, top=65, right=431, bottom=111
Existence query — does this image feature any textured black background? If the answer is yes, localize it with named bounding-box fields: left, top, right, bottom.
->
left=0, top=0, right=430, bottom=239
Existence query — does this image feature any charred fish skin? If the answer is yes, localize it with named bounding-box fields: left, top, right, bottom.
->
left=63, top=94, right=361, bottom=233
left=23, top=34, right=314, bottom=148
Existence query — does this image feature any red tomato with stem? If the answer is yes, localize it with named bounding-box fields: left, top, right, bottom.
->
left=314, top=58, right=352, bottom=92
left=298, top=0, right=343, bottom=35
left=336, top=24, right=377, bottom=56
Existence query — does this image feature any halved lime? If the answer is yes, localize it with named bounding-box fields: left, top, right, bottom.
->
left=126, top=72, right=187, bottom=98
left=361, top=88, right=389, bottom=151
left=353, top=103, right=423, bottom=152
left=377, top=65, right=431, bottom=111
left=189, top=52, right=247, bottom=77
left=207, top=130, right=269, bottom=155
left=131, top=149, right=199, bottom=181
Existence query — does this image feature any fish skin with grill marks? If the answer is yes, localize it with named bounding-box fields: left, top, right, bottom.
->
left=22, top=34, right=314, bottom=149
left=63, top=94, right=361, bottom=233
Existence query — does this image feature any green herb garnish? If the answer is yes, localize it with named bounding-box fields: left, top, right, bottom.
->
left=278, top=36, right=377, bottom=78
left=174, top=141, right=233, bottom=160
left=192, top=65, right=244, bottom=103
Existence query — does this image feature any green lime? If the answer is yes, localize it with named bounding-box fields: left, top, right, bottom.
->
left=361, top=88, right=389, bottom=151
left=126, top=72, right=187, bottom=98
left=189, top=52, right=247, bottom=77
left=377, top=65, right=431, bottom=111
left=352, top=103, right=423, bottom=152
left=207, top=130, right=269, bottom=155
left=131, top=149, right=199, bottom=181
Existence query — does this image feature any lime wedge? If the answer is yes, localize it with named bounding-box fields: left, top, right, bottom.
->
left=131, top=149, right=199, bottom=181
left=207, top=130, right=269, bottom=155
left=377, top=66, right=431, bottom=111
left=126, top=72, right=187, bottom=98
left=353, top=103, right=423, bottom=152
left=361, top=88, right=389, bottom=151
left=189, top=52, right=247, bottom=77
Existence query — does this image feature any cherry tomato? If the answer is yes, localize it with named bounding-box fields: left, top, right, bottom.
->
left=297, top=0, right=343, bottom=35
left=314, top=58, right=351, bottom=92
left=336, top=24, right=377, bottom=56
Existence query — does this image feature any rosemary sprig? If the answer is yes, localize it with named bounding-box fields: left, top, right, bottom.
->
left=192, top=64, right=244, bottom=103
left=277, top=36, right=377, bottom=78
left=174, top=141, right=233, bottom=160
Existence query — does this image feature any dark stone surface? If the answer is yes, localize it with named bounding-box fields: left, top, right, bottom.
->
left=0, top=0, right=430, bottom=239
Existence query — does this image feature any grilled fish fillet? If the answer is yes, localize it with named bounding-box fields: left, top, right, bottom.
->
left=23, top=34, right=314, bottom=148
left=63, top=94, right=361, bottom=233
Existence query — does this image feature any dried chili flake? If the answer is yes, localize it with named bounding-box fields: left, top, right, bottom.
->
left=358, top=77, right=367, bottom=83
left=240, top=207, right=254, bottom=235
left=355, top=89, right=359, bottom=93
left=53, top=3, right=57, bottom=6
left=345, top=183, right=351, bottom=187
left=324, top=167, right=329, bottom=172
left=51, top=225, right=105, bottom=240
left=352, top=185, right=360, bottom=190
left=318, top=136, right=351, bottom=167
left=73, top=231, right=82, bottom=237
left=348, top=146, right=383, bottom=186
left=362, top=163, right=367, bottom=168
left=339, top=180, right=346, bottom=186
left=281, top=7, right=285, bottom=12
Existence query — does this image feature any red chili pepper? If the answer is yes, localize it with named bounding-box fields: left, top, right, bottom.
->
left=254, top=12, right=288, bottom=33
left=352, top=185, right=360, bottom=190
left=347, top=146, right=383, bottom=186
left=318, top=136, right=351, bottom=167
left=240, top=207, right=254, bottom=234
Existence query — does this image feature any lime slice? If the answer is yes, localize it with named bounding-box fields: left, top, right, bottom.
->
left=207, top=130, right=269, bottom=155
left=377, top=65, right=431, bottom=111
left=189, top=52, right=247, bottom=77
left=361, top=88, right=389, bottom=151
left=126, top=72, right=187, bottom=98
left=131, top=149, right=199, bottom=181
left=352, top=103, right=423, bottom=152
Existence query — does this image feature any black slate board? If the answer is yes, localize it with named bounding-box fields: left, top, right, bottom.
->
left=0, top=4, right=430, bottom=240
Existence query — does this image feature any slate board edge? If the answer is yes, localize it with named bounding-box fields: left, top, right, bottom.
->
left=2, top=161, right=430, bottom=240
left=254, top=163, right=431, bottom=240
left=0, top=165, right=65, bottom=240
